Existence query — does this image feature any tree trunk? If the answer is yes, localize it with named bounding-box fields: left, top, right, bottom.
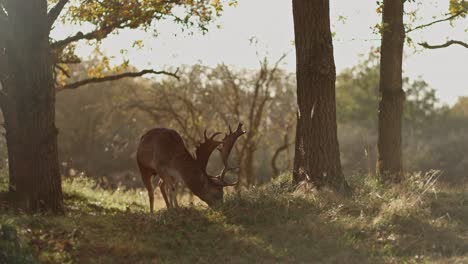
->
left=1, top=0, right=64, bottom=213
left=239, top=144, right=255, bottom=187
left=2, top=104, right=19, bottom=192
left=292, top=0, right=348, bottom=191
left=377, top=0, right=406, bottom=182
left=271, top=134, right=290, bottom=177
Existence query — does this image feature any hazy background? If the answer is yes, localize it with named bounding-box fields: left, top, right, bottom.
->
left=52, top=0, right=468, bottom=105
left=21, top=0, right=464, bottom=187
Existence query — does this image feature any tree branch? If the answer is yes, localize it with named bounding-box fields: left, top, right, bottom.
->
left=48, top=0, right=68, bottom=29
left=51, top=20, right=127, bottom=50
left=57, top=69, right=179, bottom=92
left=51, top=31, right=96, bottom=50
left=419, top=40, right=468, bottom=49
left=55, top=64, right=70, bottom=78
left=271, top=134, right=292, bottom=177
left=406, top=9, right=468, bottom=33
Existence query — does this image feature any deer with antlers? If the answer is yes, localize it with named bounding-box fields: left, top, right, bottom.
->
left=136, top=123, right=246, bottom=212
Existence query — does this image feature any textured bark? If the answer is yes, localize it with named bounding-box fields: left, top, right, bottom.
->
left=292, top=0, right=348, bottom=191
left=377, top=0, right=406, bottom=181
left=2, top=104, right=19, bottom=192
left=1, top=0, right=64, bottom=212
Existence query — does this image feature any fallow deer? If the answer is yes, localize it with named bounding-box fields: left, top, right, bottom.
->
left=137, top=123, right=245, bottom=212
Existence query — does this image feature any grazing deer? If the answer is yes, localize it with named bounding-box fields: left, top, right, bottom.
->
left=137, top=123, right=245, bottom=212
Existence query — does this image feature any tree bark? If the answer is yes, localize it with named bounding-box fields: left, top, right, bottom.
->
left=292, top=0, right=348, bottom=191
left=377, top=0, right=406, bottom=181
left=1, top=0, right=64, bottom=212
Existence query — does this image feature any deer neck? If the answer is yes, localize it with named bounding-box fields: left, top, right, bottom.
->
left=171, top=155, right=209, bottom=196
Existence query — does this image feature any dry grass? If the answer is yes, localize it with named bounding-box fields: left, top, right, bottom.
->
left=1, top=170, right=467, bottom=263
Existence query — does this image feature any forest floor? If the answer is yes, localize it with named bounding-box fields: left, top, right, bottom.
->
left=1, top=172, right=467, bottom=264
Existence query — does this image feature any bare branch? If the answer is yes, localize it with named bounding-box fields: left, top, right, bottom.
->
left=51, top=31, right=96, bottom=50
left=406, top=9, right=468, bottom=33
left=55, top=64, right=70, bottom=78
left=51, top=20, right=126, bottom=50
left=48, top=0, right=68, bottom=29
left=419, top=40, right=468, bottom=49
left=50, top=27, right=115, bottom=49
left=271, top=134, right=293, bottom=176
left=57, top=69, right=179, bottom=92
left=56, top=57, right=81, bottom=64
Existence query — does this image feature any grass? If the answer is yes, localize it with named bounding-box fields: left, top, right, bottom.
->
left=1, top=170, right=468, bottom=263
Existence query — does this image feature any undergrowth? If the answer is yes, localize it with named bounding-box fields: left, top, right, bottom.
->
left=1, top=169, right=467, bottom=263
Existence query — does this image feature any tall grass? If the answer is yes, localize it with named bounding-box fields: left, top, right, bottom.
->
left=1, top=170, right=467, bottom=263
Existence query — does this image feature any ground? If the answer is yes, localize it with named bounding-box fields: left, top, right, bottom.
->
left=1, top=171, right=467, bottom=263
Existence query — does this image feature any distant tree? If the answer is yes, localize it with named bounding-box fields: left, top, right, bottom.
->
left=451, top=97, right=468, bottom=116
left=292, top=0, right=348, bottom=191
left=0, top=0, right=231, bottom=213
left=126, top=61, right=296, bottom=187
left=336, top=52, right=380, bottom=127
left=376, top=0, right=406, bottom=182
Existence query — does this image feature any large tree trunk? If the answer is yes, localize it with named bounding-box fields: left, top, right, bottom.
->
left=377, top=0, right=406, bottom=182
left=292, top=0, right=348, bottom=191
left=1, top=0, right=64, bottom=213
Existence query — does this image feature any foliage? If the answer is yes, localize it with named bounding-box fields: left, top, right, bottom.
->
left=335, top=52, right=467, bottom=181
left=56, top=61, right=296, bottom=187
left=0, top=224, right=35, bottom=264
left=449, top=0, right=468, bottom=17
left=50, top=51, right=468, bottom=186
left=43, top=0, right=237, bottom=88
left=451, top=96, right=468, bottom=116
left=336, top=52, right=445, bottom=129
left=1, top=169, right=468, bottom=263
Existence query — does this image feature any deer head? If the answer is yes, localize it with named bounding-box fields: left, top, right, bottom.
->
left=195, top=123, right=246, bottom=206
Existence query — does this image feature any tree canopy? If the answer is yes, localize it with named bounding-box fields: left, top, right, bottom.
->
left=46, top=0, right=237, bottom=89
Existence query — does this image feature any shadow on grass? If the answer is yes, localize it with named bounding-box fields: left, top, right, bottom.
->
left=2, top=184, right=468, bottom=263
left=58, top=190, right=370, bottom=263
left=215, top=188, right=468, bottom=263
left=69, top=208, right=287, bottom=263
left=385, top=214, right=468, bottom=260
left=217, top=192, right=376, bottom=263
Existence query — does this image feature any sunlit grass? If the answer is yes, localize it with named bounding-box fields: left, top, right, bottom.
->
left=1, top=169, right=467, bottom=263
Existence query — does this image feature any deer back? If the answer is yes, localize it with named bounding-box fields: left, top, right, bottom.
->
left=137, top=128, right=198, bottom=178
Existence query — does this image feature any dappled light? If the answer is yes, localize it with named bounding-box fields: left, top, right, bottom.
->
left=0, top=0, right=467, bottom=263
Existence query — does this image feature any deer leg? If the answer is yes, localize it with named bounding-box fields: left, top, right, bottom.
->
left=140, top=168, right=155, bottom=213
left=163, top=174, right=178, bottom=208
left=158, top=178, right=171, bottom=209
left=172, top=181, right=179, bottom=208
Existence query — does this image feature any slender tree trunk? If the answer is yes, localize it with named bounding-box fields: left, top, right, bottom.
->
left=238, top=145, right=255, bottom=187
left=244, top=147, right=255, bottom=186
left=1, top=0, right=63, bottom=212
left=292, top=0, right=348, bottom=191
left=377, top=0, right=406, bottom=182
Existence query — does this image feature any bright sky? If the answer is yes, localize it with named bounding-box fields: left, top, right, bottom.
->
left=54, top=0, right=468, bottom=105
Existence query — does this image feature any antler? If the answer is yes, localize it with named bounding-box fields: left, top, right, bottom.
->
left=196, top=130, right=222, bottom=173
left=211, top=123, right=246, bottom=186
